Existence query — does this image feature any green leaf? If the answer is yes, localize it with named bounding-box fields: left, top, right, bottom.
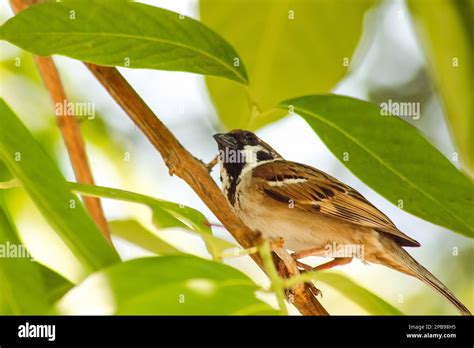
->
left=407, top=0, right=473, bottom=176
left=1, top=0, right=247, bottom=84
left=150, top=202, right=236, bottom=259
left=0, top=99, right=120, bottom=274
left=0, top=178, right=237, bottom=259
left=56, top=256, right=277, bottom=315
left=278, top=95, right=474, bottom=238
left=65, top=182, right=237, bottom=259
left=317, top=272, right=403, bottom=315
left=200, top=0, right=375, bottom=130
left=0, top=196, right=49, bottom=314
left=37, top=263, right=74, bottom=305
left=109, top=219, right=183, bottom=256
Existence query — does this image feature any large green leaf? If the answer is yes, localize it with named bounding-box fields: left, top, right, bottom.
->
left=0, top=192, right=73, bottom=314
left=0, top=0, right=247, bottom=83
left=200, top=0, right=375, bottom=130
left=317, top=272, right=403, bottom=315
left=109, top=219, right=183, bottom=256
left=0, top=99, right=120, bottom=274
left=407, top=0, right=473, bottom=176
left=37, top=263, right=74, bottom=305
left=278, top=95, right=474, bottom=237
left=1, top=178, right=237, bottom=259
left=56, top=256, right=277, bottom=315
left=66, top=182, right=237, bottom=259
left=0, top=195, right=50, bottom=314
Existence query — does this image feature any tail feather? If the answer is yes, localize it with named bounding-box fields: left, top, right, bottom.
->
left=419, top=269, right=471, bottom=316
left=380, top=240, right=471, bottom=315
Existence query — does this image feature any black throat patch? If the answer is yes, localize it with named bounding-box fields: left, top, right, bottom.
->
left=223, top=161, right=245, bottom=205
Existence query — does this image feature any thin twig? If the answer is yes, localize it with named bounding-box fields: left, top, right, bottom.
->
left=10, top=0, right=112, bottom=244
left=205, top=154, right=220, bottom=172
left=259, top=240, right=288, bottom=315
left=85, top=64, right=328, bottom=316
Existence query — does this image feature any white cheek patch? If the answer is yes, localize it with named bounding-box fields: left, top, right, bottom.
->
left=242, top=145, right=267, bottom=164
left=232, top=145, right=275, bottom=181
left=243, top=145, right=267, bottom=152
left=267, top=178, right=308, bottom=187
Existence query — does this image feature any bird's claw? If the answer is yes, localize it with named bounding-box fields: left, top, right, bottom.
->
left=307, top=282, right=323, bottom=298
left=278, top=259, right=323, bottom=299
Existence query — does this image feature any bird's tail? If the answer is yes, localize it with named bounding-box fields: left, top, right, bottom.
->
left=380, top=240, right=471, bottom=316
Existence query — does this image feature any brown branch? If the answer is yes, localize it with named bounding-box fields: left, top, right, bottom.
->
left=8, top=0, right=327, bottom=315
left=10, top=0, right=112, bottom=244
left=85, top=64, right=329, bottom=316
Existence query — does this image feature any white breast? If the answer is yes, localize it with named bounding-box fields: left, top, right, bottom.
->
left=232, top=169, right=375, bottom=255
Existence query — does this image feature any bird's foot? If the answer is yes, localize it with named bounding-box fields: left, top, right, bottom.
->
left=291, top=246, right=327, bottom=260
left=312, top=257, right=352, bottom=271
left=293, top=259, right=313, bottom=272
left=307, top=281, right=323, bottom=298
left=278, top=259, right=323, bottom=299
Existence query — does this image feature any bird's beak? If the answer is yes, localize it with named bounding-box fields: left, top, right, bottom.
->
left=213, top=133, right=238, bottom=149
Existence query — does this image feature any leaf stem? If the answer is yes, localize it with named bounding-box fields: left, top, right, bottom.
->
left=282, top=271, right=320, bottom=289
left=259, top=240, right=288, bottom=315
left=65, top=182, right=224, bottom=261
left=220, top=246, right=259, bottom=259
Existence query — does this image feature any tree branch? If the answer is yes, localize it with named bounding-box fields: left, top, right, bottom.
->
left=9, top=0, right=328, bottom=315
left=84, top=64, right=329, bottom=315
left=10, top=0, right=112, bottom=244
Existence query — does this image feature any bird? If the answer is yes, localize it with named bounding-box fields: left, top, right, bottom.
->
left=213, top=129, right=471, bottom=315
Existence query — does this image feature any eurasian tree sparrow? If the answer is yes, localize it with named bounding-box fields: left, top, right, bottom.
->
left=213, top=129, right=470, bottom=315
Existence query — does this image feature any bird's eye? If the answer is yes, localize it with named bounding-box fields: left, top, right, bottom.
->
left=244, top=133, right=254, bottom=142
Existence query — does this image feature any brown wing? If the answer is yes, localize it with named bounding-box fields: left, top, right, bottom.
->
left=252, top=160, right=420, bottom=247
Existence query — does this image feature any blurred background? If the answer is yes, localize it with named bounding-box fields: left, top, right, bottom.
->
left=0, top=0, right=472, bottom=314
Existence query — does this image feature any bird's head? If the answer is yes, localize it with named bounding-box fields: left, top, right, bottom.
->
left=213, top=130, right=282, bottom=187
left=213, top=129, right=281, bottom=165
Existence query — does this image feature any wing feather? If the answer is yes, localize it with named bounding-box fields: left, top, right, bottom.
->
left=252, top=161, right=420, bottom=247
